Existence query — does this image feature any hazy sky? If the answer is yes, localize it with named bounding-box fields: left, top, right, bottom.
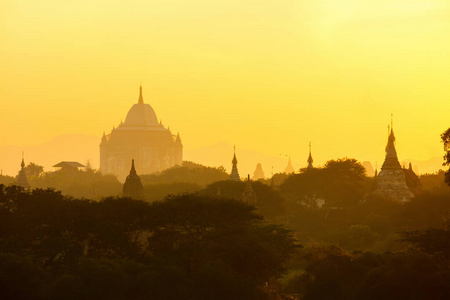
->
left=1, top=0, right=449, bottom=174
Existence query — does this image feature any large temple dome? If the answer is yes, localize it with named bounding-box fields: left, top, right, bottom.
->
left=123, top=85, right=158, bottom=126
left=124, top=103, right=158, bottom=125
left=100, top=85, right=183, bottom=181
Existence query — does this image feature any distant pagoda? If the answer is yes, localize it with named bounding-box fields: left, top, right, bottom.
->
left=374, top=116, right=414, bottom=202
left=17, top=154, right=30, bottom=189
left=284, top=157, right=295, bottom=174
left=307, top=142, right=314, bottom=169
left=241, top=175, right=257, bottom=205
left=123, top=159, right=144, bottom=199
left=252, top=163, right=265, bottom=180
left=230, top=146, right=241, bottom=181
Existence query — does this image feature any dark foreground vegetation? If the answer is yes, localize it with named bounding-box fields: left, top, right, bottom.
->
left=1, top=129, right=449, bottom=299
left=0, top=185, right=297, bottom=300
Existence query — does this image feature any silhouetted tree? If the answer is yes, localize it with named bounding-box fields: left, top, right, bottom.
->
left=24, top=163, right=44, bottom=178
left=441, top=128, right=450, bottom=186
left=140, top=161, right=229, bottom=187
left=280, top=158, right=368, bottom=209
left=0, top=185, right=298, bottom=300
left=201, top=180, right=286, bottom=221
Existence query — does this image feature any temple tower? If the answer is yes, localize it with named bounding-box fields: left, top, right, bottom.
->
left=284, top=157, right=295, bottom=174
left=252, top=163, right=265, bottom=180
left=230, top=146, right=240, bottom=181
left=123, top=159, right=144, bottom=199
left=100, top=85, right=183, bottom=181
left=307, top=142, right=314, bottom=169
left=241, top=175, right=257, bottom=205
left=17, top=153, right=30, bottom=189
left=374, top=116, right=414, bottom=202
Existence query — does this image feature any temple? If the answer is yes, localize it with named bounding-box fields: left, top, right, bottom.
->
left=229, top=146, right=240, bottom=181
left=17, top=154, right=30, bottom=189
left=307, top=142, right=314, bottom=169
left=100, top=85, right=182, bottom=181
left=241, top=175, right=257, bottom=205
left=252, top=163, right=265, bottom=180
left=374, top=117, right=414, bottom=202
left=284, top=157, right=295, bottom=174
left=123, top=159, right=144, bottom=199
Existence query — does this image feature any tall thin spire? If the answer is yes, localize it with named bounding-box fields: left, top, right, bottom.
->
left=17, top=153, right=30, bottom=189
left=230, top=145, right=240, bottom=181
left=130, top=159, right=137, bottom=175
left=138, top=84, right=144, bottom=104
left=307, top=142, right=314, bottom=169
left=21, top=151, right=25, bottom=168
left=382, top=116, right=401, bottom=170
left=391, top=113, right=393, bottom=132
left=123, top=159, right=143, bottom=199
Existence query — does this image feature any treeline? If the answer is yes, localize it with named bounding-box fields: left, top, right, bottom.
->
left=283, top=232, right=450, bottom=300
left=0, top=185, right=297, bottom=300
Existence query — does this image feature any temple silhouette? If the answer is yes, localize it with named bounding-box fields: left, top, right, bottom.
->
left=373, top=117, right=414, bottom=202
left=100, top=85, right=182, bottom=181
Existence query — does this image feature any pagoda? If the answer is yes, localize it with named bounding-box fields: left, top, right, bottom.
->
left=123, top=159, right=144, bottom=199
left=17, top=154, right=30, bottom=189
left=241, top=175, right=257, bottom=205
left=230, top=146, right=240, bottom=181
left=374, top=117, right=414, bottom=202
left=252, top=163, right=265, bottom=180
left=284, top=157, right=295, bottom=174
left=307, top=142, right=314, bottom=169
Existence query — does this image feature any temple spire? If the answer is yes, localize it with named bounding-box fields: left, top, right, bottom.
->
left=284, top=156, right=295, bottom=174
left=123, top=159, right=143, bottom=199
left=21, top=151, right=25, bottom=169
left=138, top=84, right=144, bottom=104
left=17, top=153, right=30, bottom=189
left=130, top=159, right=137, bottom=175
left=230, top=145, right=240, bottom=181
left=307, top=142, right=314, bottom=169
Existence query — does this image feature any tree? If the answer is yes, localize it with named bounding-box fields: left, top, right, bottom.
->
left=0, top=185, right=298, bottom=300
left=201, top=180, right=286, bottom=221
left=24, top=163, right=44, bottom=178
left=140, top=161, right=229, bottom=187
left=441, top=128, right=450, bottom=186
left=280, top=158, right=368, bottom=209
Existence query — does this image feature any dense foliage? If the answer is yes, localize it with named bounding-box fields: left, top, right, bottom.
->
left=0, top=185, right=297, bottom=300
left=140, top=161, right=229, bottom=187
left=442, top=128, right=450, bottom=186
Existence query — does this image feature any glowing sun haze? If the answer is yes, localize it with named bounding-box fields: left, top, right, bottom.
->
left=1, top=0, right=449, bottom=175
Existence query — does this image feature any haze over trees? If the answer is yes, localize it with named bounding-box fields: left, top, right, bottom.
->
left=1, top=130, right=449, bottom=299
left=0, top=186, right=297, bottom=300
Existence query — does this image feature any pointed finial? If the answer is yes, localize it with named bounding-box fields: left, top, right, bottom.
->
left=21, top=152, right=25, bottom=169
left=247, top=174, right=250, bottom=181
left=391, top=113, right=393, bottom=131
left=130, top=159, right=137, bottom=175
left=138, top=84, right=144, bottom=104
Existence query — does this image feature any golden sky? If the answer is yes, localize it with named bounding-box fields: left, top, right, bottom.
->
left=1, top=0, right=449, bottom=175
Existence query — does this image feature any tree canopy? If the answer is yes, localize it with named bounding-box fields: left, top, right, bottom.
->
left=441, top=128, right=450, bottom=186
left=0, top=185, right=297, bottom=300
left=140, top=161, right=229, bottom=187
